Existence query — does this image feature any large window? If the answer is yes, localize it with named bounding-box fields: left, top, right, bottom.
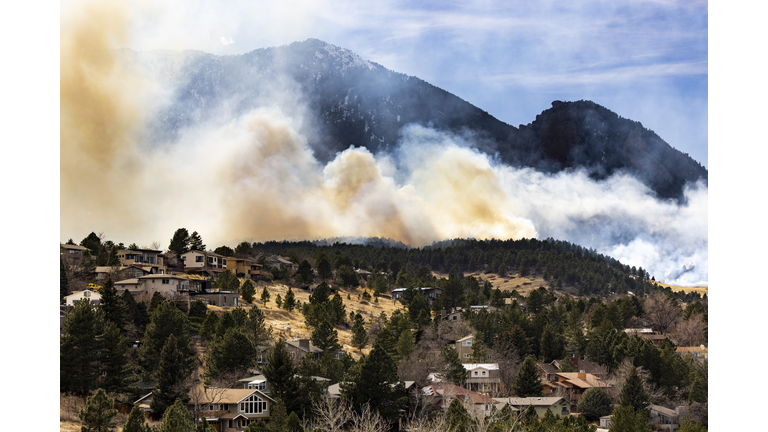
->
left=196, top=256, right=204, bottom=263
left=240, top=394, right=267, bottom=414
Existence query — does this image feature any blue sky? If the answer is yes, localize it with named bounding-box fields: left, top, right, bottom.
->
left=122, top=0, right=709, bottom=167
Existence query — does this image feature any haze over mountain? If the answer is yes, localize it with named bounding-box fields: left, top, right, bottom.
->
left=123, top=38, right=706, bottom=200
left=62, top=30, right=707, bottom=286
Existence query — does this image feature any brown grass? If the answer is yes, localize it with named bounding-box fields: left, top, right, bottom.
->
left=60, top=393, right=139, bottom=432
left=431, top=271, right=553, bottom=297
left=655, top=282, right=708, bottom=295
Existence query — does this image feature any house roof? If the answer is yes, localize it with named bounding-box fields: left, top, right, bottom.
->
left=650, top=404, right=676, bottom=417
left=463, top=363, right=499, bottom=371
left=556, top=373, right=609, bottom=389
left=539, top=363, right=558, bottom=375
left=456, top=334, right=474, bottom=342
left=139, top=274, right=187, bottom=281
left=286, top=340, right=323, bottom=353
left=676, top=346, right=708, bottom=353
left=115, top=278, right=141, bottom=285
left=391, top=287, right=441, bottom=293
left=423, top=384, right=496, bottom=404
left=505, top=397, right=570, bottom=407
left=61, top=243, right=89, bottom=252
left=192, top=388, right=275, bottom=405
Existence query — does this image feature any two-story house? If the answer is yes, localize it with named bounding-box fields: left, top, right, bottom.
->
left=115, top=274, right=190, bottom=303
left=63, top=290, right=102, bottom=307
left=391, top=287, right=442, bottom=306
left=117, top=248, right=167, bottom=274
left=463, top=363, right=500, bottom=394
left=542, top=372, right=610, bottom=404
left=229, top=257, right=265, bottom=281
left=455, top=334, right=475, bottom=362
left=181, top=250, right=228, bottom=278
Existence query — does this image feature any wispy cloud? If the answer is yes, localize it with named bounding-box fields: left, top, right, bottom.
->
left=220, top=36, right=234, bottom=45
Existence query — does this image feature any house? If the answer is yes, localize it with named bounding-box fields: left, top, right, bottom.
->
left=239, top=375, right=269, bottom=392
left=285, top=339, right=324, bottom=363
left=61, top=243, right=89, bottom=255
left=469, top=305, right=498, bottom=313
left=542, top=372, right=610, bottom=404
left=638, top=333, right=667, bottom=346
left=455, top=334, right=475, bottom=362
left=444, top=308, right=465, bottom=321
left=192, top=291, right=240, bottom=307
left=263, top=255, right=298, bottom=272
left=229, top=258, right=265, bottom=280
left=115, top=275, right=190, bottom=303
left=676, top=345, right=708, bottom=360
left=64, top=290, right=102, bottom=307
left=422, top=383, right=497, bottom=414
left=502, top=397, right=573, bottom=418
left=116, top=248, right=166, bottom=274
left=649, top=404, right=679, bottom=430
left=550, top=357, right=607, bottom=378
left=391, top=287, right=442, bottom=305
left=599, top=415, right=612, bottom=429
left=180, top=250, right=229, bottom=278
left=463, top=363, right=500, bottom=394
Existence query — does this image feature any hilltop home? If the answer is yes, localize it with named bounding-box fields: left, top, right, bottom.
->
left=455, top=334, right=475, bottom=361
left=676, top=345, right=708, bottom=360
left=64, top=290, right=101, bottom=307
left=181, top=250, right=228, bottom=278
left=117, top=248, right=166, bottom=274
left=542, top=372, right=610, bottom=404
left=422, top=383, right=497, bottom=414
left=391, top=287, right=442, bottom=305
left=192, top=291, right=240, bottom=307
left=115, top=275, right=190, bottom=303
left=228, top=257, right=266, bottom=280
left=285, top=339, right=324, bottom=364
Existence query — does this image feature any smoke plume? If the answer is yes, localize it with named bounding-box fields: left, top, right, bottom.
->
left=60, top=2, right=707, bottom=286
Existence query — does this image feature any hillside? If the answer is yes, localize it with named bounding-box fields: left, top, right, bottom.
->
left=124, top=39, right=706, bottom=199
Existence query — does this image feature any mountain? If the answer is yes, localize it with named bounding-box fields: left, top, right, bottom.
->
left=123, top=38, right=707, bottom=199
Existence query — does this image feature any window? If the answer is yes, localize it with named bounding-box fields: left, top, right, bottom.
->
left=464, top=354, right=469, bottom=358
left=208, top=257, right=214, bottom=263
left=473, top=371, right=479, bottom=376
left=481, top=371, right=487, bottom=376
left=241, top=394, right=267, bottom=414
left=162, top=279, right=169, bottom=284
left=196, top=256, right=204, bottom=263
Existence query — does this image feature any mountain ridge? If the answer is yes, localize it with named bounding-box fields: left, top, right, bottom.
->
left=124, top=38, right=707, bottom=199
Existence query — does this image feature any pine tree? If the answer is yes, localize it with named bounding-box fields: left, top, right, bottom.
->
left=619, top=367, right=650, bottom=416
left=123, top=405, right=150, bottom=432
left=275, top=294, right=283, bottom=308
left=311, top=318, right=341, bottom=353
left=286, top=412, right=304, bottom=432
left=247, top=306, right=273, bottom=348
left=341, top=343, right=406, bottom=422
left=60, top=257, right=70, bottom=304
left=79, top=388, right=117, bottom=432
left=445, top=398, right=470, bottom=432
left=197, top=417, right=217, bottom=432
left=688, top=376, right=707, bottom=404
left=200, top=312, right=220, bottom=340
left=169, top=228, right=191, bottom=255
left=577, top=388, right=613, bottom=421
left=61, top=299, right=105, bottom=396
left=469, top=331, right=489, bottom=362
left=188, top=231, right=206, bottom=252
left=513, top=355, right=543, bottom=397
left=261, top=287, right=270, bottom=305
left=283, top=287, right=296, bottom=311
left=396, top=329, right=415, bottom=361
left=609, top=405, right=652, bottom=432
left=99, top=274, right=128, bottom=331
left=351, top=313, right=368, bottom=350
left=262, top=338, right=299, bottom=404
left=440, top=346, right=467, bottom=387
left=151, top=334, right=193, bottom=415
left=139, top=300, right=195, bottom=380
left=268, top=398, right=288, bottom=432
left=330, top=293, right=346, bottom=324
left=158, top=398, right=196, bottom=432
left=245, top=420, right=270, bottom=432
left=241, top=279, right=256, bottom=303
left=100, top=321, right=133, bottom=396
left=205, top=327, right=257, bottom=381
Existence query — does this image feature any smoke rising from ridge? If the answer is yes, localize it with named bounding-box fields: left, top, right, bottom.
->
left=60, top=2, right=707, bottom=286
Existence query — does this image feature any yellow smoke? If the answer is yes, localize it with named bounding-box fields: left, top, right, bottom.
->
left=60, top=0, right=147, bottom=238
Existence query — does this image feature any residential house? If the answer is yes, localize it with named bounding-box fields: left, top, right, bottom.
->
left=422, top=383, right=497, bottom=415
left=463, top=363, right=500, bottom=394
left=391, top=287, right=442, bottom=306
left=115, top=275, right=190, bottom=303
left=64, top=290, right=102, bottom=307
left=117, top=249, right=166, bottom=274
left=469, top=305, right=498, bottom=313
left=192, top=291, right=240, bottom=307
left=61, top=243, right=89, bottom=255
left=649, top=404, right=679, bottom=430
left=285, top=339, right=324, bottom=364
left=542, top=372, right=610, bottom=404
left=502, top=397, right=573, bottom=418
left=181, top=250, right=228, bottom=278
left=638, top=333, right=668, bottom=346
left=444, top=308, right=465, bottom=321
left=239, top=375, right=269, bottom=392
left=676, top=345, right=708, bottom=360
left=229, top=258, right=266, bottom=281
left=455, top=334, right=475, bottom=362
left=551, top=357, right=607, bottom=378
left=263, top=255, right=298, bottom=272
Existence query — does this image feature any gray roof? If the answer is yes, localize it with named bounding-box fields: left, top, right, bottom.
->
left=504, top=397, right=570, bottom=407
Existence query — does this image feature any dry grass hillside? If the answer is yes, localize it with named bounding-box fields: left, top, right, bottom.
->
left=431, top=271, right=559, bottom=297
left=655, top=282, right=708, bottom=296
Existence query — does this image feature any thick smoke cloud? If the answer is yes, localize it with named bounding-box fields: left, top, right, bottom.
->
left=60, top=1, right=707, bottom=287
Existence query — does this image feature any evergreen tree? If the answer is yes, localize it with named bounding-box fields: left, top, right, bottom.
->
left=577, top=388, right=613, bottom=421
left=396, top=329, right=415, bottom=361
left=189, top=300, right=208, bottom=319
left=158, top=398, right=196, bottom=432
left=79, top=388, right=117, bottom=432
left=247, top=306, right=273, bottom=348
left=677, top=416, right=708, bottom=432
left=311, top=318, right=341, bottom=353
left=80, top=232, right=102, bottom=253
left=150, top=292, right=166, bottom=310
left=151, top=334, right=193, bottom=415
left=351, top=313, right=368, bottom=350
left=513, top=355, right=543, bottom=397
left=262, top=338, right=299, bottom=404
left=283, top=287, right=296, bottom=311
left=609, top=405, right=652, bottom=432
left=99, top=274, right=128, bottom=331
left=197, top=417, right=217, bottom=432
left=539, top=324, right=565, bottom=363
left=139, top=301, right=194, bottom=381
left=61, top=257, right=70, bottom=304
left=469, top=331, right=489, bottom=362
left=235, top=241, right=255, bottom=257
left=688, top=376, right=707, bottom=404
left=341, top=343, right=406, bottom=422
left=619, top=367, right=650, bottom=416
left=123, top=404, right=151, bottom=432
left=168, top=228, right=191, bottom=254
left=557, top=356, right=578, bottom=373
left=297, top=260, right=313, bottom=284
left=188, top=231, right=206, bottom=252
left=440, top=346, right=467, bottom=387
left=316, top=256, right=333, bottom=280
left=205, top=327, right=257, bottom=381
left=100, top=321, right=133, bottom=396
left=445, top=398, right=470, bottom=432
left=269, top=398, right=288, bottom=432
left=261, top=287, right=271, bottom=305
left=408, top=293, right=431, bottom=327
left=244, top=420, right=270, bottom=432
left=215, top=245, right=235, bottom=257
left=286, top=412, right=304, bottom=432
left=215, top=270, right=240, bottom=293
left=275, top=294, right=282, bottom=308
left=309, top=282, right=331, bottom=304
left=241, top=280, right=256, bottom=303
left=199, top=312, right=220, bottom=340
left=61, top=299, right=105, bottom=396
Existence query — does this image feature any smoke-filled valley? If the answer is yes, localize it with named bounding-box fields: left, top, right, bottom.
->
left=60, top=4, right=708, bottom=287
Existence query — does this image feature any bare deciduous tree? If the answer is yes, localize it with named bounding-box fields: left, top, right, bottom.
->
left=311, top=397, right=351, bottom=432
left=643, top=292, right=682, bottom=334
left=604, top=359, right=665, bottom=405
left=350, top=403, right=389, bottom=432
left=674, top=313, right=706, bottom=346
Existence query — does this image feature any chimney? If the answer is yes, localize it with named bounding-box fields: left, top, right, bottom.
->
left=578, top=372, right=586, bottom=380
left=299, top=339, right=310, bottom=350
